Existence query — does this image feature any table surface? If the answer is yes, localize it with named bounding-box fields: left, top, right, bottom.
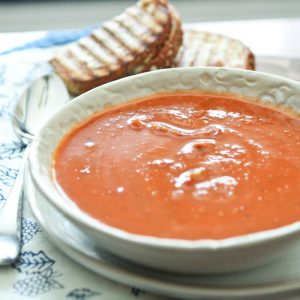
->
left=0, top=18, right=300, bottom=300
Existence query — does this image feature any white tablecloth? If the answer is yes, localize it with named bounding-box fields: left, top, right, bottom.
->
left=0, top=41, right=166, bottom=300
left=0, top=18, right=300, bottom=299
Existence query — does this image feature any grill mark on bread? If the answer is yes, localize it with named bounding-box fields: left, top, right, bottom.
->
left=91, top=29, right=134, bottom=64
left=115, top=13, right=156, bottom=45
left=139, top=0, right=169, bottom=24
left=178, top=41, right=199, bottom=67
left=131, top=5, right=182, bottom=74
left=114, top=19, right=149, bottom=49
left=68, top=44, right=103, bottom=70
left=76, top=44, right=113, bottom=78
left=197, top=33, right=211, bottom=66
left=103, top=21, right=145, bottom=53
left=176, top=30, right=255, bottom=70
left=193, top=44, right=210, bottom=66
left=56, top=51, right=92, bottom=80
left=68, top=44, right=104, bottom=79
left=79, top=37, right=118, bottom=69
left=205, top=33, right=226, bottom=67
left=124, top=6, right=173, bottom=72
left=62, top=38, right=118, bottom=80
left=225, top=39, right=247, bottom=68
left=126, top=7, right=163, bottom=35
left=175, top=47, right=184, bottom=66
left=128, top=6, right=174, bottom=72
left=222, top=40, right=234, bottom=67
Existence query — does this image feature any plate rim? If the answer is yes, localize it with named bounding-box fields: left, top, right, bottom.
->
left=25, top=165, right=300, bottom=300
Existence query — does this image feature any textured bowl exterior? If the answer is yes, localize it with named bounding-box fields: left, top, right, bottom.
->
left=28, top=67, right=300, bottom=273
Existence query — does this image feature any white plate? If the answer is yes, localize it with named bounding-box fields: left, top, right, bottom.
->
left=26, top=55, right=300, bottom=299
left=25, top=164, right=300, bottom=300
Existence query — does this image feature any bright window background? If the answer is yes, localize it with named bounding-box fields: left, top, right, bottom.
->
left=0, top=0, right=300, bottom=32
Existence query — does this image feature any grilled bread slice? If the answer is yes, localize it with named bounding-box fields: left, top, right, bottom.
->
left=175, top=29, right=255, bottom=70
left=51, top=0, right=181, bottom=95
left=131, top=4, right=182, bottom=74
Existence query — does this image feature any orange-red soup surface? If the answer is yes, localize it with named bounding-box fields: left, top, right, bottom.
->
left=53, top=93, right=300, bottom=240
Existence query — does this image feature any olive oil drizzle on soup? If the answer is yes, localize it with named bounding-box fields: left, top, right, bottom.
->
left=53, top=93, right=300, bottom=240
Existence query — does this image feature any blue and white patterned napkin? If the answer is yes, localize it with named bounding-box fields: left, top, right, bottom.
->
left=0, top=31, right=165, bottom=300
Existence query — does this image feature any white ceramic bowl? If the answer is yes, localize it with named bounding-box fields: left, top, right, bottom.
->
left=27, top=67, right=300, bottom=274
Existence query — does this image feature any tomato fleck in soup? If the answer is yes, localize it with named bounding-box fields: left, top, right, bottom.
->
left=53, top=93, right=300, bottom=240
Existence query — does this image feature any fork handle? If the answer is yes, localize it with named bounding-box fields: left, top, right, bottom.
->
left=0, top=146, right=29, bottom=240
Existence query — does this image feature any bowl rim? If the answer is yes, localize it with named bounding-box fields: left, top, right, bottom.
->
left=28, top=66, right=300, bottom=251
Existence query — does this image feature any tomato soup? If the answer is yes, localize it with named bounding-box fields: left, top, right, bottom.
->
left=53, top=93, right=300, bottom=240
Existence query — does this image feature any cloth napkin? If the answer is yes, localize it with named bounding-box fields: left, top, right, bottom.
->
left=0, top=30, right=165, bottom=300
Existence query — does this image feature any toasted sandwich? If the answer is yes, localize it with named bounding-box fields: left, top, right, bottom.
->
left=175, top=29, right=255, bottom=70
left=51, top=0, right=182, bottom=95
